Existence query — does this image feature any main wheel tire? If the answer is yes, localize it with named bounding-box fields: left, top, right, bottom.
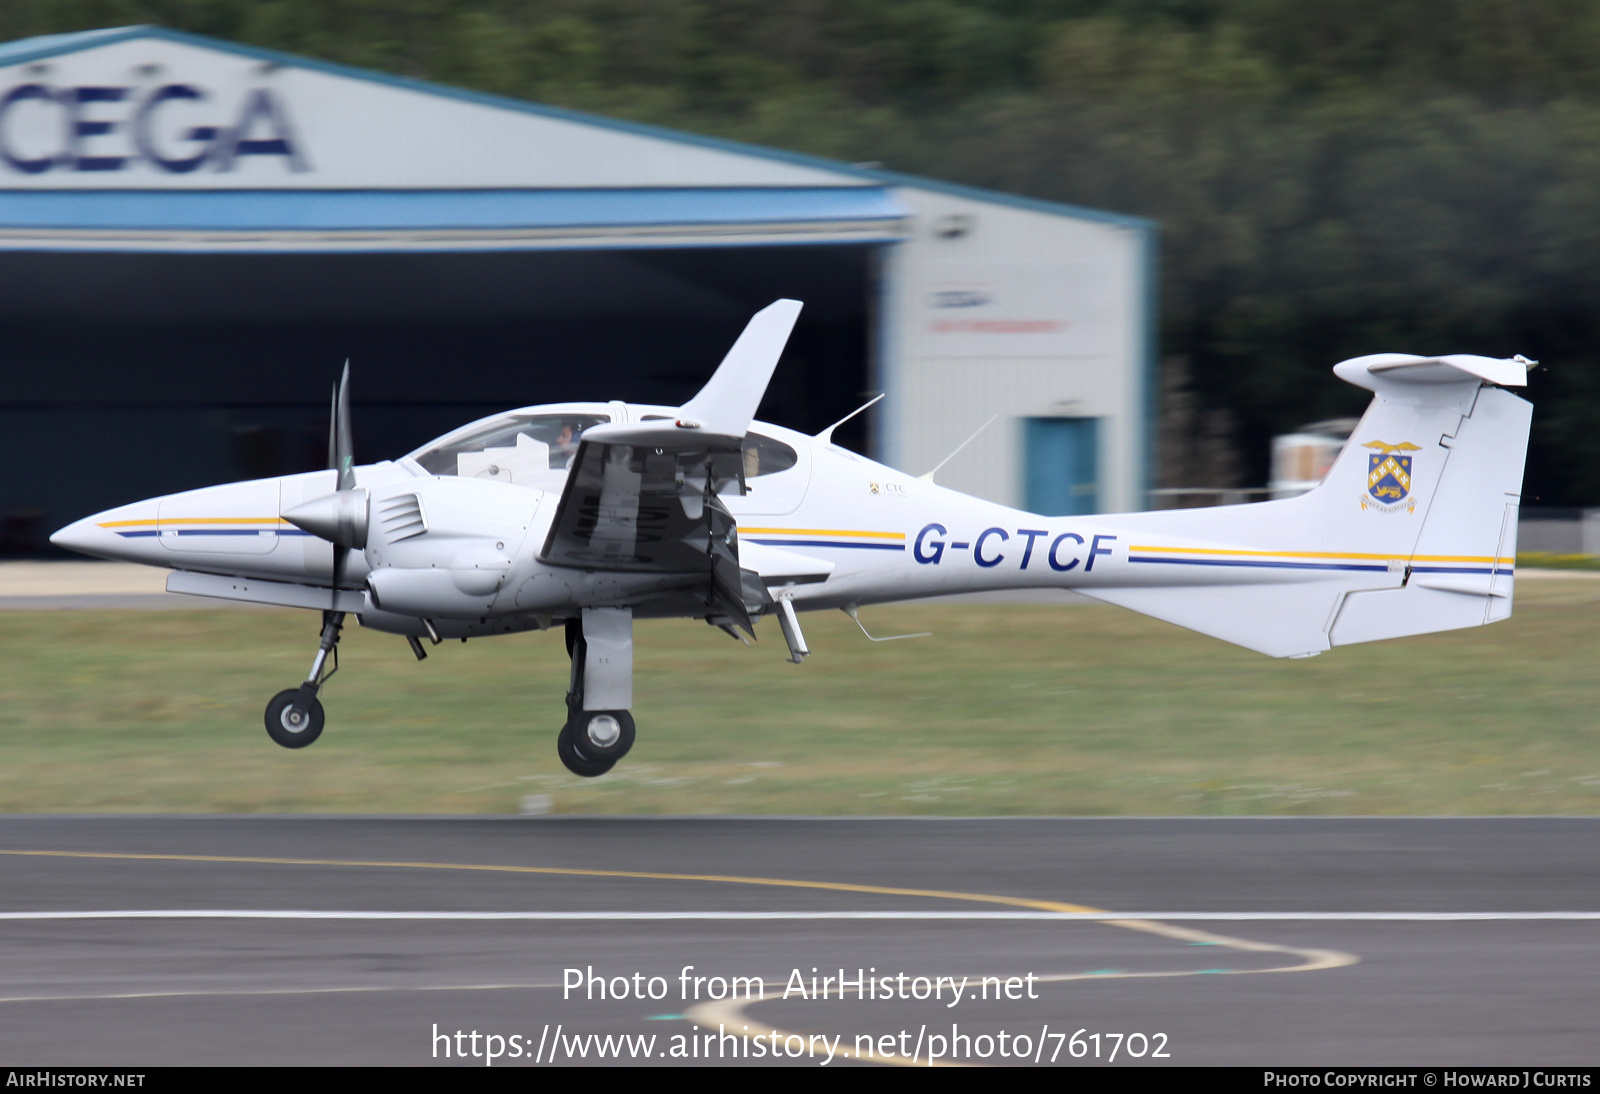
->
left=557, top=723, right=616, bottom=778
left=569, top=709, right=635, bottom=764
left=265, top=689, right=324, bottom=749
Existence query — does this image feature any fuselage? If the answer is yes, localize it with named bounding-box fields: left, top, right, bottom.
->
left=50, top=398, right=1397, bottom=642
left=49, top=401, right=1147, bottom=618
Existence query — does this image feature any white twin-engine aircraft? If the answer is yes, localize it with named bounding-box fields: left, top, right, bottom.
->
left=52, top=300, right=1533, bottom=776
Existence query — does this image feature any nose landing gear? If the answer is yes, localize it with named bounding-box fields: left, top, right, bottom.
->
left=265, top=610, right=343, bottom=749
left=265, top=688, right=324, bottom=748
left=557, top=610, right=636, bottom=777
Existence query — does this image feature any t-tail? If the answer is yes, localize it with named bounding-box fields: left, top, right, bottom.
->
left=1079, top=354, right=1532, bottom=657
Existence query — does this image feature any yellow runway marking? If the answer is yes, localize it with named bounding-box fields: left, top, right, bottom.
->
left=0, top=848, right=1357, bottom=1065
left=687, top=928, right=1354, bottom=1069
left=0, top=981, right=564, bottom=1005
left=0, top=849, right=1102, bottom=910
left=0, top=848, right=1358, bottom=960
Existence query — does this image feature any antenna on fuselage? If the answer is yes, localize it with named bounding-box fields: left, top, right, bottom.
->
left=918, top=413, right=999, bottom=484
left=814, top=392, right=884, bottom=445
left=842, top=604, right=931, bottom=642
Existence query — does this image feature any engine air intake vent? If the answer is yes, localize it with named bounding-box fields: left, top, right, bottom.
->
left=378, top=494, right=427, bottom=543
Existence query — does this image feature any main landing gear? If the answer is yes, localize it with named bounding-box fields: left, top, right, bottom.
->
left=558, top=608, right=636, bottom=777
left=265, top=610, right=344, bottom=749
left=260, top=605, right=639, bottom=773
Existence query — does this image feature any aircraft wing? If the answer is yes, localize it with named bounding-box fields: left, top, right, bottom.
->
left=537, top=299, right=802, bottom=627
left=539, top=431, right=742, bottom=568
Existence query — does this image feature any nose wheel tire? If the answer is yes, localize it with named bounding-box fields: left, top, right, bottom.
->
left=265, top=689, right=325, bottom=749
left=557, top=722, right=616, bottom=778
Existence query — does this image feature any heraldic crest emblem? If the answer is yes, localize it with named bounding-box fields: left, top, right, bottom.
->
left=1361, top=440, right=1421, bottom=512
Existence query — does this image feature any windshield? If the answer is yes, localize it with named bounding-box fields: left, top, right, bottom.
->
left=411, top=414, right=609, bottom=480
left=410, top=414, right=799, bottom=487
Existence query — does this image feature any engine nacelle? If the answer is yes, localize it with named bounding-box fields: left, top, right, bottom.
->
left=367, top=560, right=509, bottom=618
left=362, top=475, right=538, bottom=617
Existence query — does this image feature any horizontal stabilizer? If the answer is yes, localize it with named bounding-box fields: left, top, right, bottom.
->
left=1335, top=353, right=1529, bottom=394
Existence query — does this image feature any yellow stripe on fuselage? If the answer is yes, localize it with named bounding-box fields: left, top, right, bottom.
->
left=740, top=527, right=904, bottom=539
left=1128, top=544, right=1514, bottom=565
left=97, top=517, right=290, bottom=528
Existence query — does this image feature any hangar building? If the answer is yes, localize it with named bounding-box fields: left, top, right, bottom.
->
left=0, top=26, right=1156, bottom=554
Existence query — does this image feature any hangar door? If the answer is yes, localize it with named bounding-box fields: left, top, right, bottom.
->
left=1023, top=417, right=1100, bottom=516
left=0, top=245, right=882, bottom=555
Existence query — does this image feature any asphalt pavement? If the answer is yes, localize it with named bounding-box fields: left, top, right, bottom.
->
left=0, top=815, right=1595, bottom=1066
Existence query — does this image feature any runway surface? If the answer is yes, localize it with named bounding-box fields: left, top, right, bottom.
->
left=0, top=815, right=1596, bottom=1066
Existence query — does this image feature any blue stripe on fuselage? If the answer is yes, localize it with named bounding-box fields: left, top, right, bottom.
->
left=745, top=538, right=905, bottom=551
left=1129, top=556, right=1504, bottom=576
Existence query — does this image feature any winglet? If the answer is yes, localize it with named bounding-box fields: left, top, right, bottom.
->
left=678, top=299, right=802, bottom=438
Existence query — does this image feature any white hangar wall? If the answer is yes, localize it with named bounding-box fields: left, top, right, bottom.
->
left=878, top=185, right=1152, bottom=514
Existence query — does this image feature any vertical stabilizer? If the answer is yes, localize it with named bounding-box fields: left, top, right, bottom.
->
left=1076, top=355, right=1531, bottom=657
left=1327, top=384, right=1527, bottom=646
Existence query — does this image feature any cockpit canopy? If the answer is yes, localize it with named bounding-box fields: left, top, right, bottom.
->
left=407, top=408, right=798, bottom=489
left=410, top=413, right=606, bottom=485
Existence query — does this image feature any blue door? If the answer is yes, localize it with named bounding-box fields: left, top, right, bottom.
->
left=1024, top=418, right=1099, bottom=516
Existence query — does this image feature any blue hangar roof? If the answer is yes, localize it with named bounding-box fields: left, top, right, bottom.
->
left=0, top=188, right=910, bottom=253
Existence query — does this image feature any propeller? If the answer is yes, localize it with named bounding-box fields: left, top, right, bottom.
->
left=282, top=361, right=368, bottom=605
left=331, top=360, right=356, bottom=493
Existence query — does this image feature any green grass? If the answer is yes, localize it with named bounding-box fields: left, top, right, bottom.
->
left=3, top=579, right=1600, bottom=815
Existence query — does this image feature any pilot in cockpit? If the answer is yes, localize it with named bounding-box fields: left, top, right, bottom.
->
left=550, top=420, right=584, bottom=469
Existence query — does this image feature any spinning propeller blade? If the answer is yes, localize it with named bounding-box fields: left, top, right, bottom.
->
left=283, top=361, right=367, bottom=608
left=327, top=381, right=338, bottom=473
left=332, top=360, right=355, bottom=493
left=328, top=362, right=353, bottom=601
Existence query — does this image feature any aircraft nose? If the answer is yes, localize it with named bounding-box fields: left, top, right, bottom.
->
left=49, top=501, right=160, bottom=562
left=50, top=514, right=111, bottom=556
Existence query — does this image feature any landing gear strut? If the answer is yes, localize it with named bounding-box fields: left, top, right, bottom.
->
left=557, top=609, right=636, bottom=777
left=265, top=610, right=344, bottom=749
